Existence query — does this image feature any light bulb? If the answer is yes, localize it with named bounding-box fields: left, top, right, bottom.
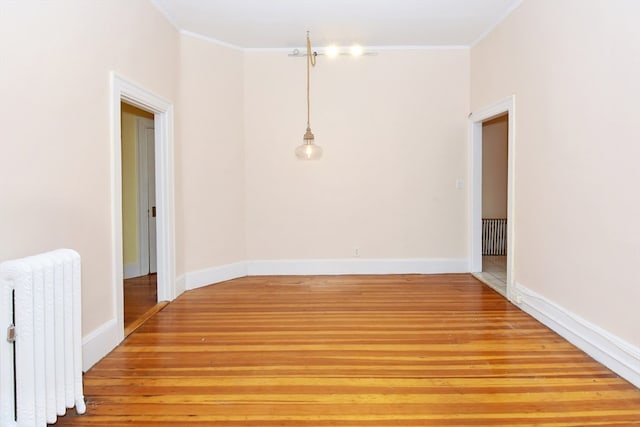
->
left=350, top=45, right=363, bottom=56
left=325, top=45, right=339, bottom=57
left=295, top=140, right=323, bottom=160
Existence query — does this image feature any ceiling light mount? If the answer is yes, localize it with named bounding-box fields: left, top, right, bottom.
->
left=288, top=46, right=376, bottom=58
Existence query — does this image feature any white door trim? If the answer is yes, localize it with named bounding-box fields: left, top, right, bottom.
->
left=110, top=72, right=176, bottom=341
left=469, top=95, right=516, bottom=302
left=136, top=117, right=155, bottom=277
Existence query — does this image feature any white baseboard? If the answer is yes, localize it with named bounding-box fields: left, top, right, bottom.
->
left=175, top=273, right=186, bottom=296
left=248, top=258, right=468, bottom=276
left=185, top=261, right=248, bottom=290
left=81, top=318, right=121, bottom=372
left=184, top=258, right=468, bottom=290
left=123, top=263, right=141, bottom=279
left=514, top=282, right=640, bottom=388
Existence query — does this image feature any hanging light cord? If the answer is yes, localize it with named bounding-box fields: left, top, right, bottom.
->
left=306, top=31, right=316, bottom=131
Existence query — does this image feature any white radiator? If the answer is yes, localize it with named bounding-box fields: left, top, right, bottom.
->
left=0, top=249, right=86, bottom=427
left=482, top=218, right=507, bottom=256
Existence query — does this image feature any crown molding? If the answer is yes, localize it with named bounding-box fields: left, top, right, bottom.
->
left=180, top=31, right=471, bottom=52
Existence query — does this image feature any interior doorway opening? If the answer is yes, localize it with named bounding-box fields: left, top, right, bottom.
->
left=477, top=114, right=508, bottom=295
left=120, top=102, right=162, bottom=335
left=469, top=95, right=515, bottom=302
left=111, top=72, right=177, bottom=348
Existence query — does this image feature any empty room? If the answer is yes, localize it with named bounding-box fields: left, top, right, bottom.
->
left=1, top=0, right=640, bottom=425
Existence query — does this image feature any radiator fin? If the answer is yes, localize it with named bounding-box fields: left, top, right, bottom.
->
left=482, top=218, right=507, bottom=256
left=0, top=249, right=86, bottom=427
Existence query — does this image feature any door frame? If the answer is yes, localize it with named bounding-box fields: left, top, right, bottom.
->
left=469, top=95, right=516, bottom=302
left=111, top=72, right=176, bottom=340
left=136, top=117, right=156, bottom=276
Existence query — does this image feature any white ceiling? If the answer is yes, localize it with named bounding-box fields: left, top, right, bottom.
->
left=151, top=0, right=523, bottom=49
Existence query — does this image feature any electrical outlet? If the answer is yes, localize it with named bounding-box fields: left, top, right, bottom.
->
left=354, top=247, right=360, bottom=257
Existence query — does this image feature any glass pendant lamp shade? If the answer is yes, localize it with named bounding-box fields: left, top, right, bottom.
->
left=295, top=127, right=322, bottom=160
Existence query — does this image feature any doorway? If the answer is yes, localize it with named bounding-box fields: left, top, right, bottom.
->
left=469, top=96, right=516, bottom=302
left=111, top=72, right=177, bottom=344
left=121, top=103, right=161, bottom=334
left=475, top=114, right=508, bottom=295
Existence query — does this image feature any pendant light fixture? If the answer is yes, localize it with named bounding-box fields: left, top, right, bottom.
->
left=295, top=31, right=323, bottom=160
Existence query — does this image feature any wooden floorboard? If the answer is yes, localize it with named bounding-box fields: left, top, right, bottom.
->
left=55, top=274, right=640, bottom=426
left=124, top=301, right=169, bottom=337
left=123, top=273, right=158, bottom=335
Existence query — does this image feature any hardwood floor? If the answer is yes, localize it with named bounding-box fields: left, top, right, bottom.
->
left=123, top=273, right=165, bottom=336
left=57, top=274, right=640, bottom=426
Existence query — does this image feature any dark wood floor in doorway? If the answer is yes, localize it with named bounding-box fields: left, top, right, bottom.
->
left=123, top=273, right=165, bottom=336
left=58, top=274, right=640, bottom=426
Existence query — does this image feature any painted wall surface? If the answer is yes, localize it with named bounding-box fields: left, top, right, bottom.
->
left=244, top=50, right=470, bottom=260
left=0, top=1, right=178, bottom=335
left=482, top=115, right=508, bottom=218
left=471, top=0, right=640, bottom=346
left=177, top=34, right=246, bottom=272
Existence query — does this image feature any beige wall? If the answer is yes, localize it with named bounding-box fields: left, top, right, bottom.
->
left=0, top=1, right=179, bottom=335
left=244, top=49, right=470, bottom=260
left=471, top=0, right=640, bottom=346
left=482, top=115, right=508, bottom=218
left=177, top=35, right=246, bottom=272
